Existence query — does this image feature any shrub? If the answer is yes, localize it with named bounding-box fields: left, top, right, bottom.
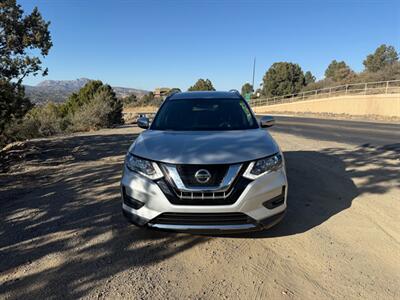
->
left=124, top=92, right=163, bottom=108
left=301, top=78, right=336, bottom=92
left=1, top=103, right=65, bottom=146
left=1, top=80, right=125, bottom=148
left=357, top=61, right=400, bottom=82
left=63, top=80, right=123, bottom=126
left=28, top=103, right=65, bottom=136
left=69, top=90, right=116, bottom=131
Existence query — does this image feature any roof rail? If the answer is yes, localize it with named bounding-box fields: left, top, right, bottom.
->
left=229, top=89, right=242, bottom=97
left=169, top=90, right=181, bottom=96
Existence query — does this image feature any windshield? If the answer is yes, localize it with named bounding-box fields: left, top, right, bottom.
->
left=151, top=98, right=258, bottom=131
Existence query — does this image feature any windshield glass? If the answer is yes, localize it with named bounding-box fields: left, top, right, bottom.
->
left=151, top=98, right=258, bottom=131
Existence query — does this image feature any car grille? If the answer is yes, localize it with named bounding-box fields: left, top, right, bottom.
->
left=176, top=164, right=229, bottom=187
left=150, top=212, right=254, bottom=226
left=176, top=189, right=233, bottom=200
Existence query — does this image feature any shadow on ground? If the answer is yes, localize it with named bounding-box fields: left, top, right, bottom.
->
left=0, top=128, right=398, bottom=298
left=251, top=142, right=400, bottom=238
left=0, top=131, right=208, bottom=299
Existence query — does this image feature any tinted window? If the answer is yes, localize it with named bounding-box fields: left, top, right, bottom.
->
left=151, top=98, right=258, bottom=131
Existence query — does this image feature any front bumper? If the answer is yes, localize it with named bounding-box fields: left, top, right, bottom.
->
left=121, top=165, right=288, bottom=233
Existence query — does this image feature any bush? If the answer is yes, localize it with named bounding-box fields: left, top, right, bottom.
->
left=301, top=62, right=400, bottom=93
left=28, top=103, right=65, bottom=136
left=1, top=103, right=65, bottom=146
left=124, top=92, right=163, bottom=108
left=63, top=80, right=123, bottom=126
left=69, top=90, right=117, bottom=131
left=1, top=80, right=125, bottom=148
left=302, top=78, right=336, bottom=92
left=357, top=61, right=400, bottom=82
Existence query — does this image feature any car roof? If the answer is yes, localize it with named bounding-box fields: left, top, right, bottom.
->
left=168, top=91, right=242, bottom=100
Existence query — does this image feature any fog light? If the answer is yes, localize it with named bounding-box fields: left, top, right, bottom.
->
left=263, top=187, right=285, bottom=209
left=123, top=188, right=145, bottom=210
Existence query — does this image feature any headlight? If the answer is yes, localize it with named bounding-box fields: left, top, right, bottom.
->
left=243, top=153, right=283, bottom=180
left=125, top=153, right=164, bottom=180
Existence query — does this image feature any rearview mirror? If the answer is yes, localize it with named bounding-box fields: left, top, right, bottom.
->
left=137, top=117, right=150, bottom=129
left=260, top=116, right=275, bottom=128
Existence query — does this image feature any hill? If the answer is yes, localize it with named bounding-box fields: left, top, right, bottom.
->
left=24, top=78, right=149, bottom=103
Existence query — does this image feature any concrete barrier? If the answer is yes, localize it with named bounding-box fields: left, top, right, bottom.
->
left=252, top=94, right=400, bottom=117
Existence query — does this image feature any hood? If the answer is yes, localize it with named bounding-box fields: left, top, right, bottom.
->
left=130, top=129, right=279, bottom=165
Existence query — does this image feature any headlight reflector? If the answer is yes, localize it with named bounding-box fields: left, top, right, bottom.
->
left=243, top=153, right=282, bottom=179
left=125, top=154, right=163, bottom=180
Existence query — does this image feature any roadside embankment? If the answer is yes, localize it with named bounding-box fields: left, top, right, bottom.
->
left=123, top=106, right=158, bottom=124
left=253, top=94, right=400, bottom=118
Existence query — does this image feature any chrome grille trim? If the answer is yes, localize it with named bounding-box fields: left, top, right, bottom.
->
left=163, top=163, right=242, bottom=193
left=176, top=189, right=234, bottom=200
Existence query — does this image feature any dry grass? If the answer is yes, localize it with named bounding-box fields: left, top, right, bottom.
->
left=123, top=106, right=158, bottom=114
left=123, top=106, right=159, bottom=124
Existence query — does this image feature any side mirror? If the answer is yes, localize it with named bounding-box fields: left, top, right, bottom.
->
left=137, top=117, right=150, bottom=129
left=260, top=115, right=275, bottom=128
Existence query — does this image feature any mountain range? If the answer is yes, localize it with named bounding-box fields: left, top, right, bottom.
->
left=24, top=78, right=149, bottom=103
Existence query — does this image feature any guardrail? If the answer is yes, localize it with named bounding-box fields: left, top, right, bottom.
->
left=249, top=79, right=400, bottom=107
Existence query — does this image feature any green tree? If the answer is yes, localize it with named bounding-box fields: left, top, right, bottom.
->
left=363, top=44, right=399, bottom=72
left=96, top=85, right=123, bottom=125
left=63, top=80, right=103, bottom=114
left=0, top=0, right=52, bottom=135
left=0, top=81, right=32, bottom=136
left=122, top=94, right=137, bottom=106
left=188, top=79, right=215, bottom=91
left=63, top=80, right=123, bottom=125
left=262, top=62, right=305, bottom=97
left=325, top=60, right=354, bottom=82
left=241, top=83, right=253, bottom=96
left=304, top=71, right=316, bottom=85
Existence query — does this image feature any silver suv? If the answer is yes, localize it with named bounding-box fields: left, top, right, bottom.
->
left=121, top=91, right=287, bottom=233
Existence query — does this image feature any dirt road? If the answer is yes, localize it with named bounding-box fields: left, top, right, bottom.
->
left=0, top=123, right=399, bottom=299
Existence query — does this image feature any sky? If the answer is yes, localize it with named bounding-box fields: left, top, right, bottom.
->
left=19, top=0, right=400, bottom=91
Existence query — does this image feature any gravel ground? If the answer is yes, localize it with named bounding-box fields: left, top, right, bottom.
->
left=0, top=125, right=399, bottom=299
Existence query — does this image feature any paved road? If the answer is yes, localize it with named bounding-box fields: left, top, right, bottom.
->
left=261, top=115, right=400, bottom=147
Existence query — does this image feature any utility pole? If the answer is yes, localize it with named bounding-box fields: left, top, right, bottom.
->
left=252, top=57, right=256, bottom=91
